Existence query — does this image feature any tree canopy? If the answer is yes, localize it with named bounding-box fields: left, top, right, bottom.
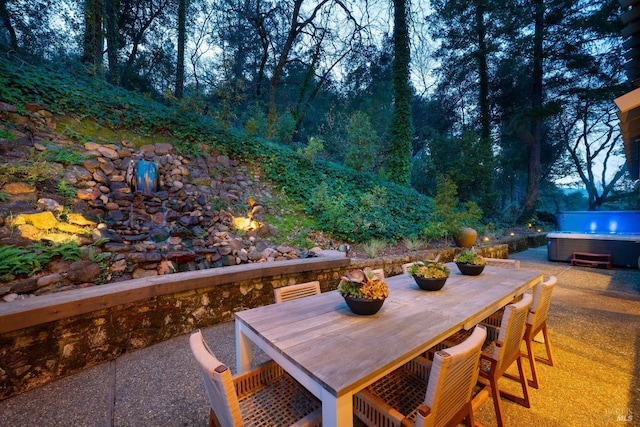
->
left=0, top=0, right=637, bottom=220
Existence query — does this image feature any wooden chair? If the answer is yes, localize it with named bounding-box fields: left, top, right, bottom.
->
left=274, top=281, right=321, bottom=303
left=523, top=276, right=557, bottom=389
left=189, top=329, right=322, bottom=427
left=371, top=268, right=385, bottom=280
left=479, top=276, right=556, bottom=389
left=485, top=257, right=521, bottom=269
left=431, top=293, right=534, bottom=427
left=402, top=262, right=416, bottom=275
left=353, top=325, right=488, bottom=427
left=479, top=292, right=533, bottom=427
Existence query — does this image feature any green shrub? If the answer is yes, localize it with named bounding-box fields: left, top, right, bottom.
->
left=272, top=112, right=296, bottom=143
left=426, top=176, right=482, bottom=244
left=362, top=239, right=387, bottom=258
left=0, top=156, right=63, bottom=186
left=57, top=180, right=77, bottom=199
left=244, top=103, right=268, bottom=137
left=48, top=148, right=86, bottom=165
left=296, top=136, right=325, bottom=161
left=345, top=111, right=377, bottom=172
left=0, top=129, right=15, bottom=140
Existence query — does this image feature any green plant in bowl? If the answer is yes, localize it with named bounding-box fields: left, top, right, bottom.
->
left=338, top=267, right=389, bottom=300
left=338, top=267, right=389, bottom=314
left=454, top=249, right=486, bottom=276
left=409, top=260, right=450, bottom=279
left=454, top=249, right=486, bottom=266
left=408, top=257, right=451, bottom=291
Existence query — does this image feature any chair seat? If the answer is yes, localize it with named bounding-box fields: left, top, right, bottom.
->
left=359, top=364, right=429, bottom=424
left=479, top=342, right=498, bottom=373
left=236, top=364, right=321, bottom=425
left=189, top=330, right=321, bottom=427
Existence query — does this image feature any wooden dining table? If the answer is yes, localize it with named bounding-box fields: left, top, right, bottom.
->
left=235, top=264, right=543, bottom=427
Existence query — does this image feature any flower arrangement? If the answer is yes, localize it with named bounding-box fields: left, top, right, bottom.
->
left=409, top=259, right=451, bottom=279
left=338, top=267, right=389, bottom=300
left=454, top=248, right=486, bottom=266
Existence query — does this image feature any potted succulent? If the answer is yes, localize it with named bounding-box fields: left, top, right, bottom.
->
left=454, top=248, right=487, bottom=276
left=338, top=267, right=389, bottom=315
left=408, top=258, right=451, bottom=291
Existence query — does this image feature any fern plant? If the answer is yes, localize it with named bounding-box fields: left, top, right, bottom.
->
left=0, top=246, right=48, bottom=279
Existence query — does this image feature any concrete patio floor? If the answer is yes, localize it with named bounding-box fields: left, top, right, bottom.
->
left=1, top=246, right=638, bottom=426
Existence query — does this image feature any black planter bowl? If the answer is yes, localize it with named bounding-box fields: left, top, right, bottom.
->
left=413, top=276, right=448, bottom=291
left=343, top=296, right=385, bottom=315
left=456, top=262, right=485, bottom=276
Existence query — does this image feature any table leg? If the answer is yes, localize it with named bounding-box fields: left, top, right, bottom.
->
left=322, top=392, right=353, bottom=427
left=235, top=320, right=253, bottom=373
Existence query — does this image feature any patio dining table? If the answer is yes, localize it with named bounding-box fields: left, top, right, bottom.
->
left=235, top=264, right=543, bottom=427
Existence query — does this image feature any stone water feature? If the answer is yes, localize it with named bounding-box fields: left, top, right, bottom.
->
left=0, top=111, right=306, bottom=301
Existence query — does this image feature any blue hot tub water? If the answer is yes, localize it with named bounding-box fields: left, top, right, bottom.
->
left=555, top=211, right=640, bottom=234
left=547, top=211, right=640, bottom=267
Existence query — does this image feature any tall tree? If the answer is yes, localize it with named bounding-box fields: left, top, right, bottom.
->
left=0, top=0, right=18, bottom=52
left=264, top=0, right=362, bottom=139
left=104, top=0, right=119, bottom=84
left=559, top=99, right=627, bottom=210
left=524, top=0, right=545, bottom=216
left=424, top=0, right=499, bottom=208
left=389, top=0, right=412, bottom=185
left=547, top=0, right=627, bottom=209
left=427, top=0, right=498, bottom=136
left=225, top=0, right=279, bottom=98
left=475, top=0, right=490, bottom=141
left=175, top=0, right=186, bottom=98
left=82, top=0, right=104, bottom=70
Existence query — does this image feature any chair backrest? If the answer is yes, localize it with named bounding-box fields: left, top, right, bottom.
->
left=189, top=329, right=242, bottom=427
left=490, top=293, right=533, bottom=370
left=402, top=262, right=415, bottom=275
left=528, top=276, right=557, bottom=332
left=274, top=281, right=321, bottom=303
left=422, top=325, right=487, bottom=427
left=485, top=258, right=521, bottom=269
left=371, top=268, right=385, bottom=280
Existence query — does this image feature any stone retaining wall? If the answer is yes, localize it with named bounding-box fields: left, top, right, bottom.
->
left=0, top=244, right=513, bottom=400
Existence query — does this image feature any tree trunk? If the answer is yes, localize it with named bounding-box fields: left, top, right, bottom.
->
left=82, top=0, right=104, bottom=70
left=389, top=0, right=413, bottom=185
left=104, top=0, right=119, bottom=85
left=0, top=0, right=18, bottom=52
left=267, top=0, right=304, bottom=136
left=476, top=0, right=490, bottom=141
left=175, top=0, right=186, bottom=98
left=525, top=0, right=544, bottom=214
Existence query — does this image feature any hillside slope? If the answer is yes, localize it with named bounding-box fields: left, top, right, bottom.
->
left=0, top=55, right=434, bottom=299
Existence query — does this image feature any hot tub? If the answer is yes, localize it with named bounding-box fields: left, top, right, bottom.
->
left=547, top=211, right=640, bottom=268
